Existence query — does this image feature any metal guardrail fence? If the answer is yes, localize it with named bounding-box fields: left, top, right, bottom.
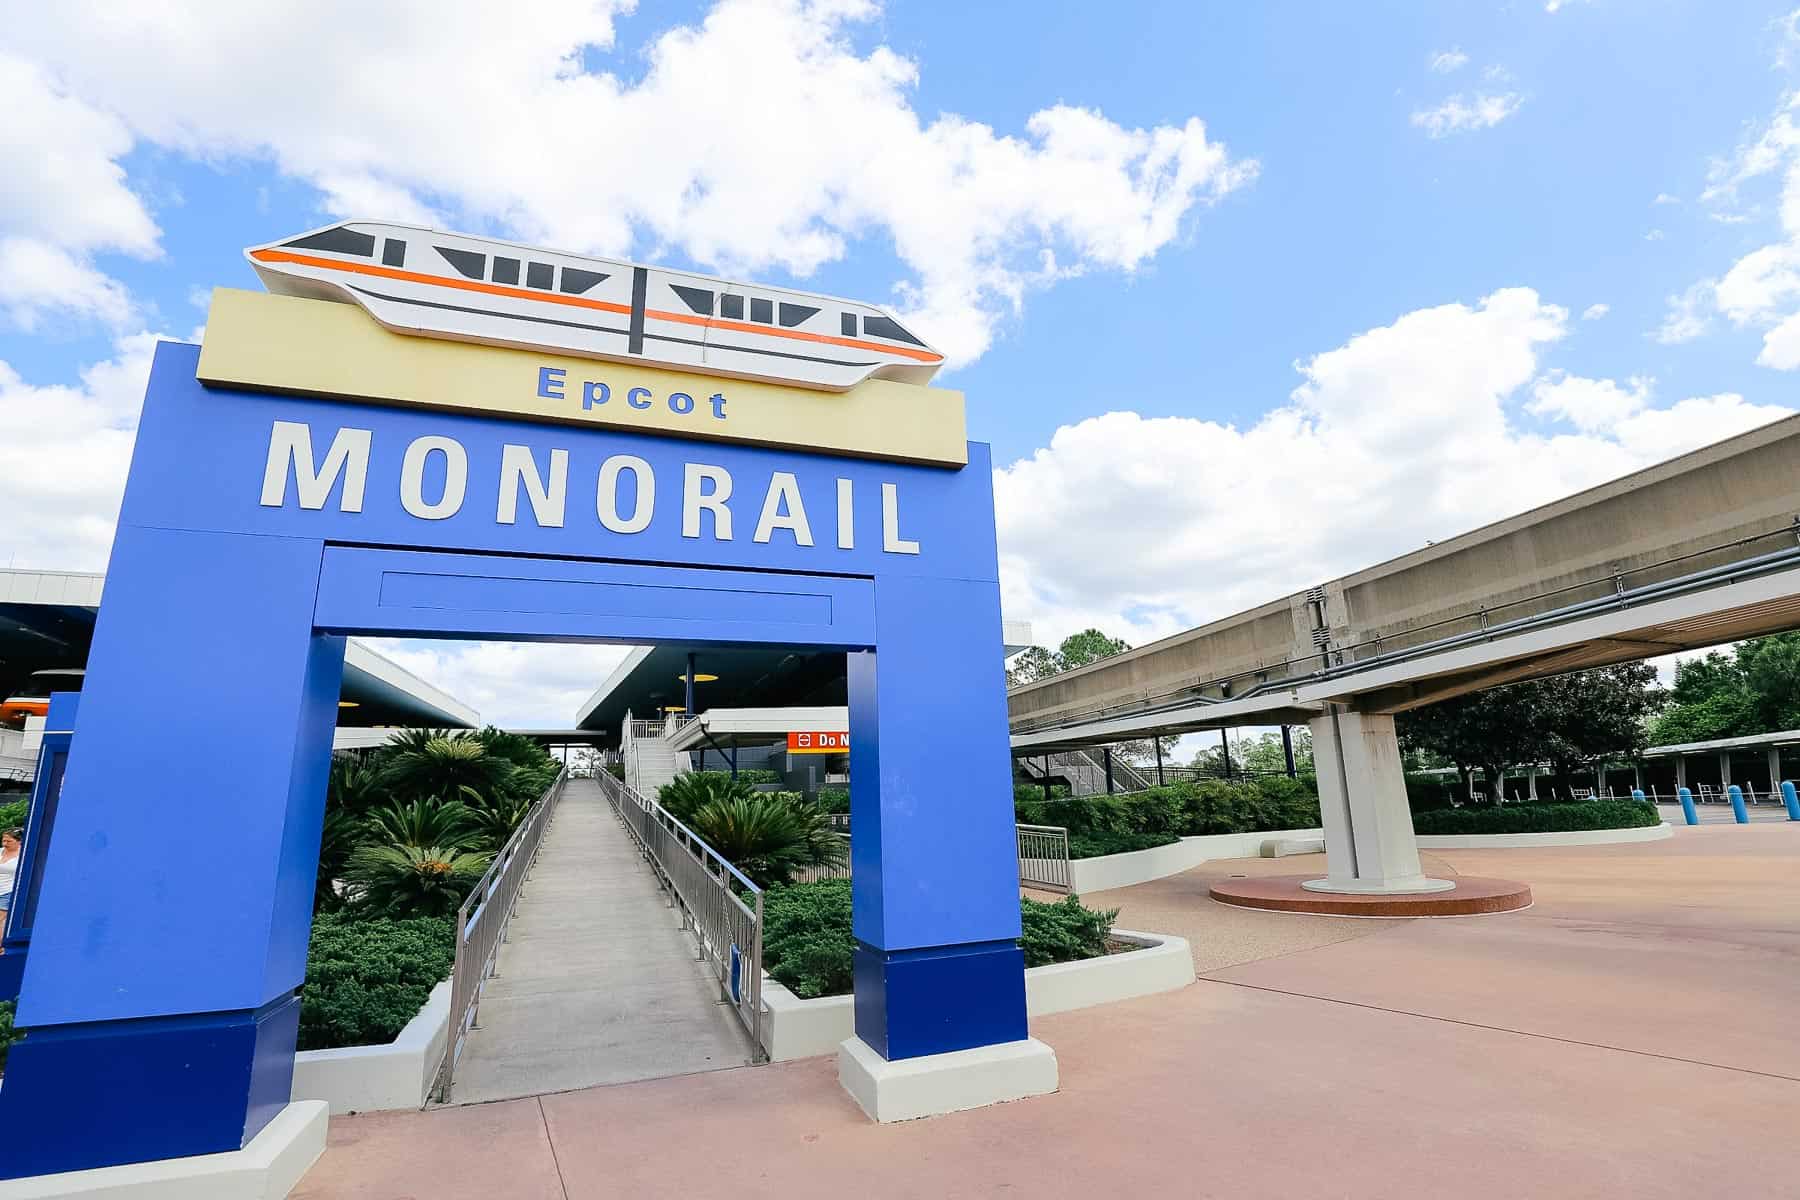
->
left=431, top=766, right=568, bottom=1104
left=1015, top=823, right=1072, bottom=893
left=791, top=824, right=1072, bottom=894
left=595, top=771, right=767, bottom=1059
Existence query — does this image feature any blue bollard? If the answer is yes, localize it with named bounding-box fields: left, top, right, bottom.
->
left=1783, top=780, right=1800, bottom=822
left=1677, top=786, right=1699, bottom=825
left=1728, top=784, right=1749, bottom=824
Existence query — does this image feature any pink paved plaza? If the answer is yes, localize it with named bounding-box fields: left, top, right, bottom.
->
left=296, top=823, right=1800, bottom=1199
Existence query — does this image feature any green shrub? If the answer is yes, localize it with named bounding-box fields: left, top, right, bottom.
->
left=298, top=912, right=455, bottom=1051
left=761, top=878, right=856, bottom=999
left=815, top=788, right=850, bottom=814
left=1068, top=830, right=1180, bottom=859
left=1020, top=895, right=1117, bottom=967
left=759, top=880, right=1117, bottom=998
left=1410, top=798, right=1658, bottom=835
left=687, top=768, right=782, bottom=787
left=0, top=799, right=27, bottom=832
left=0, top=999, right=21, bottom=1073
left=1017, top=779, right=1321, bottom=842
left=1014, top=780, right=1069, bottom=804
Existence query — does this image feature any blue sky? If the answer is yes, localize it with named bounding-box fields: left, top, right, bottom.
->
left=4, top=0, right=1799, bottom=723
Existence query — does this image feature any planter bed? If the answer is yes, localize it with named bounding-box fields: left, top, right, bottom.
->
left=760, top=929, right=1194, bottom=1062
left=1067, top=827, right=1325, bottom=893
left=1416, top=822, right=1674, bottom=849
left=291, top=979, right=452, bottom=1114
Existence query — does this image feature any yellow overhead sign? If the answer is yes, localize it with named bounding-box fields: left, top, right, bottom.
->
left=196, top=289, right=969, bottom=467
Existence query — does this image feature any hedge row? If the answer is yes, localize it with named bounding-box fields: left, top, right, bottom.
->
left=760, top=878, right=1117, bottom=999
left=1410, top=798, right=1660, bottom=836
left=1067, top=830, right=1180, bottom=859
left=297, top=912, right=456, bottom=1051
left=1016, top=778, right=1320, bottom=843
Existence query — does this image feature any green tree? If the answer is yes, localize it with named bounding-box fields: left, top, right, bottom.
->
left=1398, top=664, right=1664, bottom=803
left=1006, top=629, right=1133, bottom=687
left=1053, top=629, right=1131, bottom=671
left=1638, top=635, right=1800, bottom=744
left=1239, top=728, right=1312, bottom=775
left=1005, top=645, right=1059, bottom=687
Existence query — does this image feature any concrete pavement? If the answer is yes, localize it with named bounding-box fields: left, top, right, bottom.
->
left=443, top=778, right=754, bottom=1105
left=299, top=820, right=1800, bottom=1198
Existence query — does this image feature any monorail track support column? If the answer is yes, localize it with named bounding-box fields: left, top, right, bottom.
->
left=1306, top=705, right=1453, bottom=895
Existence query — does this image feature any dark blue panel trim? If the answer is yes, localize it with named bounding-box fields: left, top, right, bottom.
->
left=0, top=994, right=300, bottom=1178
left=852, top=939, right=1028, bottom=1061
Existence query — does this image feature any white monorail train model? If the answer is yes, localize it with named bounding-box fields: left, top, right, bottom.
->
left=246, top=222, right=944, bottom=391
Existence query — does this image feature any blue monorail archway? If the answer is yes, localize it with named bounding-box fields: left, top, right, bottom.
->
left=0, top=338, right=1026, bottom=1177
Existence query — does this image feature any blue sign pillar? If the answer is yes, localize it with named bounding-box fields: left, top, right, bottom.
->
left=0, top=340, right=1031, bottom=1177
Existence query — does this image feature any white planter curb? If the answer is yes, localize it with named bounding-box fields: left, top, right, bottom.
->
left=1416, top=821, right=1675, bottom=850
left=762, top=929, right=1195, bottom=1062
left=290, top=978, right=452, bottom=1114
left=2, top=1100, right=327, bottom=1200
left=1067, top=827, right=1325, bottom=893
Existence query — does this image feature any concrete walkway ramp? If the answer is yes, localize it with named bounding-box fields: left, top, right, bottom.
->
left=445, top=779, right=755, bottom=1105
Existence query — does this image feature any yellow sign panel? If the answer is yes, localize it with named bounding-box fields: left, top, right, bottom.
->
left=196, top=289, right=968, bottom=467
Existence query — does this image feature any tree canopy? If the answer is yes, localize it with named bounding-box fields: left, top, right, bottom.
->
left=1397, top=663, right=1663, bottom=803
left=1648, top=632, right=1800, bottom=744
left=1006, top=628, right=1132, bottom=687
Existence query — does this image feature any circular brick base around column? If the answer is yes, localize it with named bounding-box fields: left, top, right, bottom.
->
left=1208, top=875, right=1532, bottom=917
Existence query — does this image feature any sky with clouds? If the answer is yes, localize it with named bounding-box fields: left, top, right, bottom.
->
left=3, top=0, right=1798, bottom=725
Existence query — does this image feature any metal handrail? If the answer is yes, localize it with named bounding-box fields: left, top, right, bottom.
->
left=1015, top=823, right=1072, bottom=893
left=781, top=823, right=1073, bottom=895
left=594, top=771, right=767, bottom=1059
left=430, top=766, right=569, bottom=1104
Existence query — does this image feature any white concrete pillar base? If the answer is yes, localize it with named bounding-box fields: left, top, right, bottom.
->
left=837, top=1036, right=1057, bottom=1123
left=3, top=1100, right=327, bottom=1199
left=1302, top=875, right=1456, bottom=895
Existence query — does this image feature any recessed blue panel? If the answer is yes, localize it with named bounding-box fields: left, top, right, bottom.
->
left=315, top=546, right=875, bottom=647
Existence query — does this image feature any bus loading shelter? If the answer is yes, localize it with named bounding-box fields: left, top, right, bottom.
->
left=0, top=284, right=1050, bottom=1185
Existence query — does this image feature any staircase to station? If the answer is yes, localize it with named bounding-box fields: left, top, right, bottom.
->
left=624, top=719, right=689, bottom=797
left=1017, top=748, right=1152, bottom=796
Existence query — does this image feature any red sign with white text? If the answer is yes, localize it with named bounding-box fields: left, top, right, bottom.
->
left=787, top=731, right=849, bottom=754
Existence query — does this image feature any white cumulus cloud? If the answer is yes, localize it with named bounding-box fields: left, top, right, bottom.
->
left=5, top=0, right=1255, bottom=368
left=995, top=289, right=1792, bottom=649
left=0, top=53, right=160, bottom=329
left=1581, top=302, right=1610, bottom=320
left=1429, top=48, right=1470, bottom=74
left=0, top=333, right=169, bottom=570
left=1411, top=92, right=1523, bottom=138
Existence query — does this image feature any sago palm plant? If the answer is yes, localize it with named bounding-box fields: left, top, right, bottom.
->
left=378, top=736, right=516, bottom=808
left=657, top=771, right=756, bottom=824
left=366, top=796, right=481, bottom=851
left=344, top=843, right=492, bottom=918
left=686, top=794, right=847, bottom=888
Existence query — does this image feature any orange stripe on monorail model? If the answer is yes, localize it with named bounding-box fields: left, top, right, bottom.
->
left=250, top=249, right=946, bottom=364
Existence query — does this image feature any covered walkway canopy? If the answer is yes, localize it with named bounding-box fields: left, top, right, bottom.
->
left=2, top=568, right=479, bottom=730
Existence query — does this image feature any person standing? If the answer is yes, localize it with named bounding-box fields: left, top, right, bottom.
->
left=0, top=827, right=23, bottom=934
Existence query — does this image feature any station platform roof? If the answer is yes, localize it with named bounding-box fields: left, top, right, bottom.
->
left=666, top=706, right=848, bottom=752
left=2, top=568, right=478, bottom=729
left=574, top=621, right=1031, bottom=742
left=1640, top=729, right=1800, bottom=757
